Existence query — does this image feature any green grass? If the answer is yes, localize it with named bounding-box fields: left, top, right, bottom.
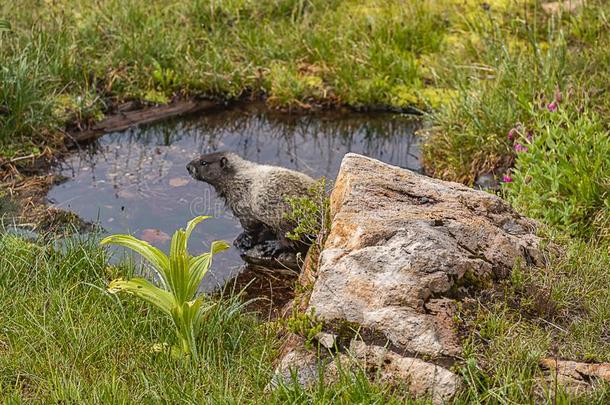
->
left=443, top=26, right=610, bottom=398
left=423, top=0, right=610, bottom=184
left=455, top=239, right=610, bottom=403
left=0, top=0, right=450, bottom=151
left=504, top=107, right=610, bottom=241
left=0, top=233, right=415, bottom=403
left=1, top=0, right=609, bottom=181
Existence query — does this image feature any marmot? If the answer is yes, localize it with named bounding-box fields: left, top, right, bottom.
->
left=186, top=152, right=316, bottom=254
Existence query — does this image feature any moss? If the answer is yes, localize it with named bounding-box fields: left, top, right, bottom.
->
left=389, top=85, right=421, bottom=109
left=142, top=89, right=170, bottom=105
left=418, top=88, right=459, bottom=110
left=286, top=308, right=323, bottom=350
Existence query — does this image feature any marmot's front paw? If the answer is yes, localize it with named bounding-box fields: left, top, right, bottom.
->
left=233, top=232, right=254, bottom=250
left=260, top=240, right=288, bottom=257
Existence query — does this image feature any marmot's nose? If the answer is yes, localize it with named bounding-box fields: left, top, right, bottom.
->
left=186, top=163, right=195, bottom=175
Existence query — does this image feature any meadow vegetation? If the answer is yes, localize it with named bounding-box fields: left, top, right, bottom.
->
left=0, top=233, right=420, bottom=403
left=458, top=100, right=610, bottom=401
left=2, top=0, right=609, bottom=183
left=424, top=1, right=610, bottom=184
left=0, top=0, right=449, bottom=155
left=1, top=0, right=610, bottom=403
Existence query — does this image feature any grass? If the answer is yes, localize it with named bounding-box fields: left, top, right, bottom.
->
left=0, top=1, right=608, bottom=183
left=423, top=0, right=610, bottom=184
left=419, top=10, right=610, bottom=399
left=454, top=238, right=610, bottom=403
left=0, top=0, right=450, bottom=152
left=504, top=106, right=610, bottom=241
left=0, top=233, right=417, bottom=403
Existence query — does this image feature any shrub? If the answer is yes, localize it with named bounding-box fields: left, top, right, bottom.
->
left=504, top=108, right=610, bottom=240
left=285, top=177, right=331, bottom=247
left=423, top=18, right=568, bottom=184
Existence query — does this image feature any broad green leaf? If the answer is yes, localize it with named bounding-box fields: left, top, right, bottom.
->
left=188, top=240, right=230, bottom=269
left=171, top=299, right=205, bottom=361
left=169, top=216, right=210, bottom=267
left=108, top=278, right=174, bottom=316
left=187, top=240, right=230, bottom=296
left=185, top=216, right=211, bottom=248
left=169, top=243, right=190, bottom=303
left=187, top=253, right=211, bottom=297
left=210, top=240, right=231, bottom=255
left=166, top=217, right=211, bottom=302
left=0, top=20, right=10, bottom=31
left=101, top=235, right=169, bottom=280
left=169, top=228, right=186, bottom=261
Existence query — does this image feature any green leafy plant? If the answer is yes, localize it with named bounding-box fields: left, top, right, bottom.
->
left=152, top=61, right=178, bottom=93
left=504, top=108, right=610, bottom=240
left=285, top=177, right=331, bottom=246
left=101, top=216, right=229, bottom=361
left=286, top=308, right=323, bottom=350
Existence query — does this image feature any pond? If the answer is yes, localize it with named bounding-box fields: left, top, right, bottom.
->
left=47, top=105, right=421, bottom=290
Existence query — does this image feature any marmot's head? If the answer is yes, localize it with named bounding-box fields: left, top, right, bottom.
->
left=187, top=152, right=236, bottom=185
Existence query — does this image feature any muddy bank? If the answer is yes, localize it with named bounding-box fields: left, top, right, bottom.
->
left=66, top=99, right=221, bottom=146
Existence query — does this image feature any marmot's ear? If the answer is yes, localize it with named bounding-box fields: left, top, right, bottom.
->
left=220, top=156, right=228, bottom=169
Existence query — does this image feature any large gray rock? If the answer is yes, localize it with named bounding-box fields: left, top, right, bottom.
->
left=274, top=153, right=545, bottom=403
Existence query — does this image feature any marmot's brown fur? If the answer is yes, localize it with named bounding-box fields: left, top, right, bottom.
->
left=187, top=152, right=315, bottom=253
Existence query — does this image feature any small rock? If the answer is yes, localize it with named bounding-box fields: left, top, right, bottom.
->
left=540, top=358, right=610, bottom=383
left=474, top=172, right=498, bottom=190
left=268, top=338, right=324, bottom=391
left=169, top=177, right=189, bottom=187
left=140, top=229, right=170, bottom=244
left=336, top=341, right=460, bottom=404
left=539, top=358, right=610, bottom=395
left=542, top=0, right=584, bottom=15
left=315, top=332, right=337, bottom=350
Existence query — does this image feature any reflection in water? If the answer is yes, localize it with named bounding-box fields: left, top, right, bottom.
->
left=48, top=105, right=421, bottom=290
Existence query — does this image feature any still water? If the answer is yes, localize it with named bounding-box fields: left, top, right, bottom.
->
left=48, top=105, right=421, bottom=289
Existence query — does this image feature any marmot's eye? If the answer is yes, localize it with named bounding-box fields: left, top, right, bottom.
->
left=200, top=161, right=208, bottom=166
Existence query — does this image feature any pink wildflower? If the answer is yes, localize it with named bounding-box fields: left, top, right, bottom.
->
left=514, top=143, right=528, bottom=153
left=547, top=101, right=558, bottom=112
left=502, top=175, right=513, bottom=183
left=508, top=128, right=518, bottom=141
